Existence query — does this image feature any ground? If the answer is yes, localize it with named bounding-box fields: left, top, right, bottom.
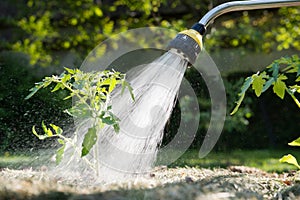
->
left=1, top=166, right=300, bottom=200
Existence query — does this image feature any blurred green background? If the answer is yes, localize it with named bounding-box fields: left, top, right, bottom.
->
left=0, top=0, right=299, bottom=156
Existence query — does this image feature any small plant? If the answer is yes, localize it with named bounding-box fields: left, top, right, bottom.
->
left=279, top=137, right=300, bottom=169
left=231, top=55, right=300, bottom=168
left=26, top=68, right=134, bottom=171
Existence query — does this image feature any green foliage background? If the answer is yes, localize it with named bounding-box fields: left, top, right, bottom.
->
left=0, top=0, right=299, bottom=152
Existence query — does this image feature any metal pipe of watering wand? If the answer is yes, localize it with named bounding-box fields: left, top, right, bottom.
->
left=167, top=0, right=300, bottom=64
left=196, top=0, right=300, bottom=35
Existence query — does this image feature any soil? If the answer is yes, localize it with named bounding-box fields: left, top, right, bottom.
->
left=1, top=166, right=300, bottom=200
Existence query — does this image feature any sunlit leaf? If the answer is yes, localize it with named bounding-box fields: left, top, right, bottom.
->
left=273, top=75, right=287, bottom=99
left=279, top=154, right=300, bottom=169
left=108, top=78, right=117, bottom=93
left=64, top=67, right=75, bottom=75
left=52, top=83, right=62, bottom=92
left=94, top=7, right=103, bottom=17
left=50, top=124, right=63, bottom=135
left=252, top=73, right=266, bottom=97
left=81, top=127, right=97, bottom=157
left=288, top=137, right=300, bottom=146
left=32, top=126, right=47, bottom=140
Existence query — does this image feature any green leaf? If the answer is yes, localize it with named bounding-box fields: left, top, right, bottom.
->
left=64, top=67, right=75, bottom=75
left=108, top=78, right=117, bottom=93
left=271, top=62, right=279, bottom=81
left=25, top=85, right=42, bottom=100
left=297, top=64, right=300, bottom=77
left=102, top=116, right=115, bottom=125
left=113, top=124, right=120, bottom=133
left=57, top=138, right=65, bottom=145
left=279, top=154, right=300, bottom=169
left=288, top=137, right=300, bottom=146
left=32, top=126, right=47, bottom=140
left=240, top=76, right=253, bottom=94
left=230, top=77, right=253, bottom=115
left=51, top=83, right=63, bottom=92
left=81, top=127, right=97, bottom=157
left=121, top=81, right=135, bottom=101
left=32, top=126, right=39, bottom=138
left=50, top=124, right=63, bottom=135
left=252, top=73, right=266, bottom=97
left=94, top=7, right=103, bottom=17
left=61, top=74, right=71, bottom=84
left=56, top=143, right=65, bottom=165
left=262, top=78, right=275, bottom=93
left=273, top=75, right=287, bottom=99
left=41, top=121, right=54, bottom=137
left=230, top=93, right=245, bottom=115
left=287, top=89, right=300, bottom=108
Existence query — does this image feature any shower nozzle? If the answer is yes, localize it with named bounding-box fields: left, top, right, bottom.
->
left=167, top=28, right=204, bottom=64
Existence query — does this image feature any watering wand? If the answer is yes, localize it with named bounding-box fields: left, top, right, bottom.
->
left=167, top=0, right=300, bottom=64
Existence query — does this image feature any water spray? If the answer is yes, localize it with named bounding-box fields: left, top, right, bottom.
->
left=168, top=0, right=300, bottom=64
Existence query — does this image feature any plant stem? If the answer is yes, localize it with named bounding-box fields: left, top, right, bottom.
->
left=57, top=134, right=96, bottom=172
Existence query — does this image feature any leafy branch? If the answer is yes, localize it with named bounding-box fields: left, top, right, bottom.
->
left=231, top=55, right=300, bottom=115
left=231, top=55, right=300, bottom=169
left=26, top=68, right=134, bottom=172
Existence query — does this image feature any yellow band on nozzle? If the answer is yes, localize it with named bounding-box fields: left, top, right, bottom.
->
left=179, top=29, right=203, bottom=50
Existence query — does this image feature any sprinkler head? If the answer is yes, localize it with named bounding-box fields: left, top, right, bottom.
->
left=167, top=25, right=204, bottom=64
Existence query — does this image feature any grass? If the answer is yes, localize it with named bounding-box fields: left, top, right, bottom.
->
left=168, top=149, right=300, bottom=173
left=0, top=150, right=54, bottom=169
left=0, top=149, right=299, bottom=173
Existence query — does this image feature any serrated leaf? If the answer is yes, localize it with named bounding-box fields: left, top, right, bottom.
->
left=252, top=74, right=266, bottom=97
left=288, top=137, right=300, bottom=146
left=81, top=127, right=97, bottom=157
left=64, top=67, right=75, bottom=75
left=230, top=77, right=253, bottom=115
left=52, top=83, right=62, bottom=92
left=273, top=76, right=287, bottom=99
left=279, top=154, right=300, bottom=169
left=121, top=81, right=135, bottom=101
left=108, top=78, right=117, bottom=93
left=56, top=143, right=65, bottom=165
left=271, top=62, right=279, bottom=81
left=262, top=78, right=275, bottom=93
left=50, top=124, right=63, bottom=135
left=61, top=74, right=71, bottom=84
left=241, top=77, right=253, bottom=94
left=113, top=124, right=120, bottom=133
left=296, top=76, right=300, bottom=82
